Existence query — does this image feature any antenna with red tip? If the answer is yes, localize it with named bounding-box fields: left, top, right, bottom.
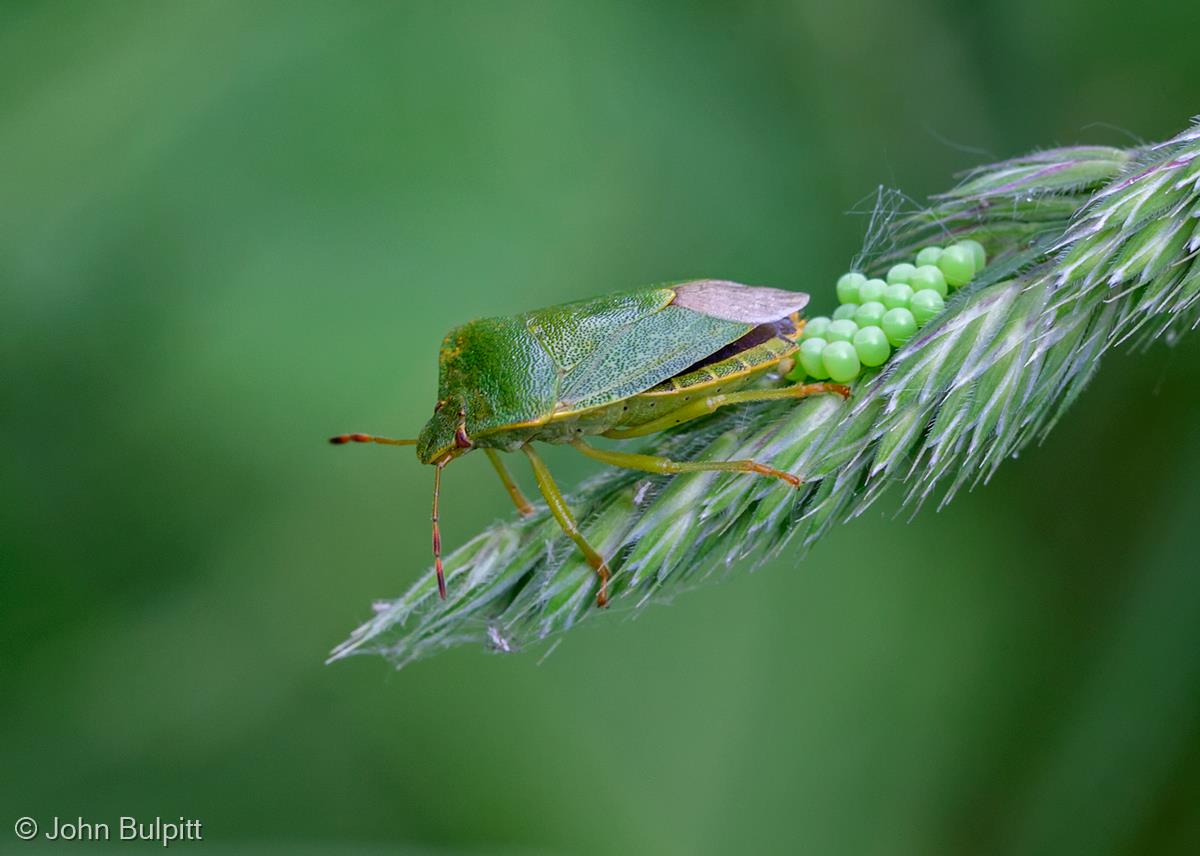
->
left=432, top=460, right=448, bottom=599
left=329, top=430, right=447, bottom=598
left=329, top=433, right=417, bottom=446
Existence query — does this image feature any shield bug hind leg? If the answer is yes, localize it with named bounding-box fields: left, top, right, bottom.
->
left=521, top=444, right=612, bottom=607
left=572, top=439, right=804, bottom=488
left=604, top=382, right=850, bottom=440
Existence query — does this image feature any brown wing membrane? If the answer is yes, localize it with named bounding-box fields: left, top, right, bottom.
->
left=671, top=280, right=809, bottom=323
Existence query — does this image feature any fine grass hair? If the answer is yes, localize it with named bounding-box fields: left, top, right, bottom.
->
left=330, top=118, right=1200, bottom=669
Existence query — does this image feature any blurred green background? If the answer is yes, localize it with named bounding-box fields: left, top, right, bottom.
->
left=3, top=1, right=1199, bottom=853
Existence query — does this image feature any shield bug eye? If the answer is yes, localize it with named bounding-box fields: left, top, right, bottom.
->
left=452, top=410, right=471, bottom=449
left=434, top=400, right=446, bottom=414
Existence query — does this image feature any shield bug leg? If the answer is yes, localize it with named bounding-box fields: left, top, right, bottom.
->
left=484, top=449, right=535, bottom=517
left=604, top=382, right=851, bottom=440
left=572, top=439, right=803, bottom=488
left=521, top=444, right=612, bottom=607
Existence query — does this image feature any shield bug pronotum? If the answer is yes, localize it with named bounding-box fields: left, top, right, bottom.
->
left=331, top=280, right=849, bottom=606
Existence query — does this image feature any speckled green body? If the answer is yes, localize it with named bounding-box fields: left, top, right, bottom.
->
left=415, top=284, right=805, bottom=463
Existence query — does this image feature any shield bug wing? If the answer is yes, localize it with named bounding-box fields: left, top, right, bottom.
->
left=556, top=280, right=809, bottom=412
left=523, top=288, right=675, bottom=375
left=558, top=306, right=753, bottom=411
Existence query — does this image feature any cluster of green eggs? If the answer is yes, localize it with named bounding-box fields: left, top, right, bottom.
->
left=788, top=240, right=987, bottom=383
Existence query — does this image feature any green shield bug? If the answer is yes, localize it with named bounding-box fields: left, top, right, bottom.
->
left=331, top=280, right=849, bottom=607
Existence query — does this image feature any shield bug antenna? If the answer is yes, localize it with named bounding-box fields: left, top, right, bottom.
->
left=328, top=433, right=417, bottom=447
left=329, top=431, right=454, bottom=600
left=431, top=458, right=448, bottom=599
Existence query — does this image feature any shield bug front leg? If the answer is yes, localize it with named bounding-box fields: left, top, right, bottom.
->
left=485, top=449, right=534, bottom=517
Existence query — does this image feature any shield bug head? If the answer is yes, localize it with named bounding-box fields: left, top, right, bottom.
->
left=416, top=397, right=472, bottom=465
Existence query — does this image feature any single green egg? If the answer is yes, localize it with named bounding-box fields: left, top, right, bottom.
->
left=826, top=318, right=860, bottom=343
left=915, top=246, right=943, bottom=267
left=910, top=264, right=948, bottom=297
left=938, top=245, right=976, bottom=287
left=882, top=283, right=914, bottom=310
left=910, top=289, right=946, bottom=325
left=955, top=239, right=987, bottom=271
left=886, top=263, right=917, bottom=285
left=881, top=307, right=918, bottom=347
left=853, top=326, right=891, bottom=367
left=836, top=272, right=867, bottom=304
left=822, top=341, right=862, bottom=383
left=858, top=278, right=887, bottom=303
left=799, top=337, right=831, bottom=379
left=802, top=316, right=831, bottom=340
left=853, top=301, right=887, bottom=328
